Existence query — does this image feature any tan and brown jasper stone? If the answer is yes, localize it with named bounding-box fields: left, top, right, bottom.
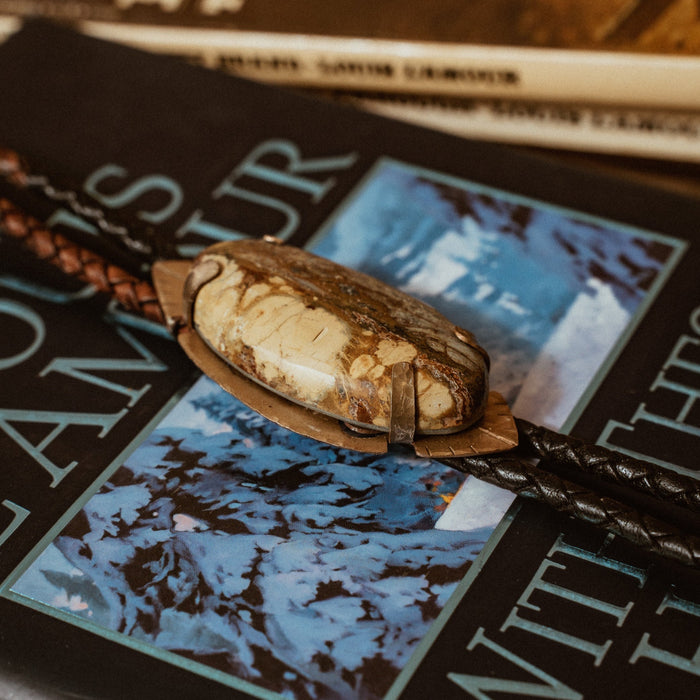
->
left=190, top=240, right=489, bottom=435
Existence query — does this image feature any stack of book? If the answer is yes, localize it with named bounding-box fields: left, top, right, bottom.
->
left=1, top=0, right=699, bottom=164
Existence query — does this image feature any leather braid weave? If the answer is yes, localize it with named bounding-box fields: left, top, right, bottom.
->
left=0, top=147, right=153, bottom=257
left=516, top=418, right=700, bottom=513
left=0, top=197, right=164, bottom=324
left=445, top=454, right=700, bottom=568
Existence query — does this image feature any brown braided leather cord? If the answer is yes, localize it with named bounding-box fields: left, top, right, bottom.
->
left=445, top=453, right=700, bottom=568
left=516, top=418, right=700, bottom=514
left=0, top=197, right=164, bottom=324
left=0, top=146, right=154, bottom=257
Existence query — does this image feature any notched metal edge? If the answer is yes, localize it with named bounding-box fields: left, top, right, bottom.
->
left=412, top=392, right=518, bottom=458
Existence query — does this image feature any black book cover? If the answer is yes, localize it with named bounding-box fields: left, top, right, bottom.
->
left=0, top=20, right=698, bottom=700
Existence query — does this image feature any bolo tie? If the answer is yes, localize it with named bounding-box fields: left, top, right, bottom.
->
left=0, top=147, right=698, bottom=569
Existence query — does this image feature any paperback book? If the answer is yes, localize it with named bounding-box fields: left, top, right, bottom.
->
left=0, top=0, right=699, bottom=109
left=0, top=19, right=698, bottom=700
left=317, top=91, right=700, bottom=164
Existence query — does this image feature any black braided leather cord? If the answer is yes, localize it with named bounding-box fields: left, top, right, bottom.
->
left=444, top=454, right=700, bottom=569
left=516, top=418, right=700, bottom=514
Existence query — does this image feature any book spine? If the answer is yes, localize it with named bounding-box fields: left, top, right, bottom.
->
left=327, top=92, right=700, bottom=163
left=0, top=17, right=695, bottom=111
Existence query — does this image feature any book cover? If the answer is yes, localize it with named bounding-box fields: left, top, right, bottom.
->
left=0, top=1, right=699, bottom=108
left=0, top=20, right=698, bottom=699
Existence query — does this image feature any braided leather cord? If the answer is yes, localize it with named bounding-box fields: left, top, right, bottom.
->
left=445, top=454, right=700, bottom=568
left=0, top=147, right=153, bottom=257
left=516, top=418, right=700, bottom=513
left=0, top=197, right=164, bottom=324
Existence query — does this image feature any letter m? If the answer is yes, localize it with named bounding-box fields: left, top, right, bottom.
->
left=448, top=628, right=582, bottom=699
